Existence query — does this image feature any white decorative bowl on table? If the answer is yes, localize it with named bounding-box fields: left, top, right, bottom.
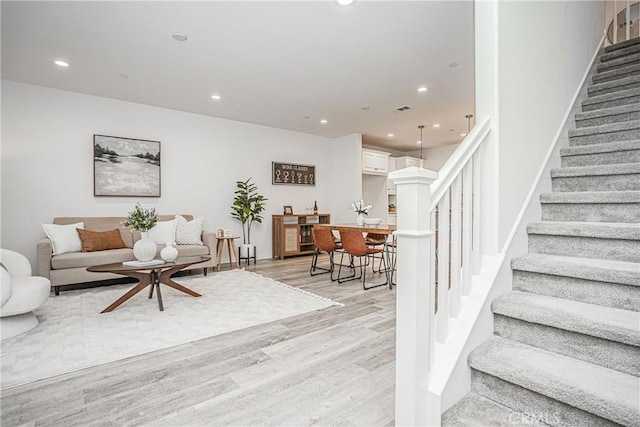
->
left=364, top=218, right=382, bottom=226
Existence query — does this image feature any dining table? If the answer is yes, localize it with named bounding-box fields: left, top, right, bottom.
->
left=314, top=223, right=397, bottom=289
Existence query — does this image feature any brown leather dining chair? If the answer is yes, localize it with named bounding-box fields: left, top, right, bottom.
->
left=310, top=226, right=343, bottom=281
left=365, top=232, right=387, bottom=274
left=337, top=229, right=386, bottom=290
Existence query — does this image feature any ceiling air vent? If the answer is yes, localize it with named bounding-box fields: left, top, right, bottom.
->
left=392, top=106, right=411, bottom=112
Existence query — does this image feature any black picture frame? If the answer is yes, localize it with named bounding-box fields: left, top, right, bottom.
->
left=283, top=205, right=293, bottom=215
left=94, top=134, right=161, bottom=197
left=272, top=162, right=315, bottom=185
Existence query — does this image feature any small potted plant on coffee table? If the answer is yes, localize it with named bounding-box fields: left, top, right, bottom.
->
left=124, top=203, right=158, bottom=261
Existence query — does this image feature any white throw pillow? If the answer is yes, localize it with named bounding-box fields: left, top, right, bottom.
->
left=148, top=219, right=177, bottom=245
left=175, top=215, right=205, bottom=245
left=42, top=222, right=84, bottom=255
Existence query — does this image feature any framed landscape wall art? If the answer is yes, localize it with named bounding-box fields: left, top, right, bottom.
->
left=93, top=134, right=161, bottom=197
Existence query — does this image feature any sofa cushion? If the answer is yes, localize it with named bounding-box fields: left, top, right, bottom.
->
left=51, top=248, right=135, bottom=270
left=148, top=219, right=177, bottom=245
left=175, top=215, right=205, bottom=245
left=173, top=245, right=210, bottom=258
left=42, top=222, right=84, bottom=255
left=77, top=228, right=127, bottom=252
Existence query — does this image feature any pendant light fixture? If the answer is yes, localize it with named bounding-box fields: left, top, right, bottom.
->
left=465, top=114, right=474, bottom=133
left=418, top=125, right=425, bottom=160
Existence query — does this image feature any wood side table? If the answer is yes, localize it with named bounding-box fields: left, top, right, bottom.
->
left=87, top=256, right=211, bottom=313
left=215, top=236, right=240, bottom=271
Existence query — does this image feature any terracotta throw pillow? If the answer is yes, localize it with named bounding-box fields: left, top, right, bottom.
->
left=76, top=228, right=127, bottom=252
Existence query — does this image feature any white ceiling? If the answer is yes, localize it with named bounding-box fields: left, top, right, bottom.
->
left=1, top=1, right=475, bottom=153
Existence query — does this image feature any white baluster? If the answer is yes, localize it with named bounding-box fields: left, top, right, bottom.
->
left=462, top=161, right=473, bottom=296
left=472, top=151, right=481, bottom=274
left=437, top=191, right=450, bottom=343
left=626, top=0, right=631, bottom=41
left=450, top=175, right=462, bottom=317
left=614, top=0, right=618, bottom=44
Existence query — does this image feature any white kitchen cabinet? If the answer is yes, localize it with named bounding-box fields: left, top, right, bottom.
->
left=395, top=156, right=421, bottom=169
left=362, top=149, right=389, bottom=175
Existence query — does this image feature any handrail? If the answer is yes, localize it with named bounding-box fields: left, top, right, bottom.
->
left=430, top=117, right=492, bottom=210
left=390, top=115, right=494, bottom=426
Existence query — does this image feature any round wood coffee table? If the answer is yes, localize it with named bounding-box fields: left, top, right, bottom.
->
left=87, top=256, right=211, bottom=313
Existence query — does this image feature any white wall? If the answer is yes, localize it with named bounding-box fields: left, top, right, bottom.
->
left=497, top=1, right=603, bottom=248
left=1, top=80, right=360, bottom=267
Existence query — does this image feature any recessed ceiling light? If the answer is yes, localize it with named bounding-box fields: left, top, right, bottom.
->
left=119, top=73, right=129, bottom=79
left=449, top=62, right=459, bottom=68
left=416, top=140, right=422, bottom=144
left=211, top=94, right=221, bottom=100
left=460, top=133, right=467, bottom=137
left=387, top=133, right=394, bottom=138
left=320, top=119, right=328, bottom=124
left=171, top=32, right=188, bottom=42
left=336, top=0, right=355, bottom=5
left=417, top=86, right=428, bottom=93
left=432, top=124, right=440, bottom=128
left=361, top=106, right=370, bottom=111
left=54, top=60, right=69, bottom=67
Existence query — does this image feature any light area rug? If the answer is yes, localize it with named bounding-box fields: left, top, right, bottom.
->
left=1, top=269, right=340, bottom=389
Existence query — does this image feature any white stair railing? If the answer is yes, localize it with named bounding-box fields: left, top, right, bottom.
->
left=390, top=117, right=492, bottom=426
left=607, top=0, right=639, bottom=45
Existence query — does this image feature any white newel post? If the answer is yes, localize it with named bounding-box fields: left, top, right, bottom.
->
left=390, top=166, right=438, bottom=426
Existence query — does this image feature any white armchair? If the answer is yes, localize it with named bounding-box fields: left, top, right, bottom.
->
left=1, top=249, right=51, bottom=339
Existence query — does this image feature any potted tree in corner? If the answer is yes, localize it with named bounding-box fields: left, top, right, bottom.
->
left=231, top=177, right=267, bottom=261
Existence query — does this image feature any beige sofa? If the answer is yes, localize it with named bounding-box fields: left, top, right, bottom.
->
left=37, top=215, right=215, bottom=295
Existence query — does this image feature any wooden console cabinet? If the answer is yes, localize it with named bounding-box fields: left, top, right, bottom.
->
left=272, top=214, right=330, bottom=259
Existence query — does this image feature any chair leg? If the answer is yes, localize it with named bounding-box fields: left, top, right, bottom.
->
left=337, top=252, right=358, bottom=283
left=310, top=248, right=332, bottom=277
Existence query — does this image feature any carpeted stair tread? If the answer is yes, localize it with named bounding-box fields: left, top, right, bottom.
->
left=540, top=190, right=640, bottom=204
left=593, top=62, right=640, bottom=84
left=581, top=87, right=640, bottom=110
left=441, top=392, right=548, bottom=427
left=568, top=119, right=640, bottom=137
left=596, top=52, right=640, bottom=72
left=560, top=139, right=640, bottom=156
left=527, top=221, right=640, bottom=240
left=468, top=337, right=640, bottom=426
left=587, top=74, right=640, bottom=96
left=600, top=41, right=640, bottom=63
left=575, top=103, right=640, bottom=127
left=604, top=37, right=640, bottom=54
left=550, top=163, right=639, bottom=178
left=492, top=291, right=640, bottom=346
left=511, top=253, right=640, bottom=287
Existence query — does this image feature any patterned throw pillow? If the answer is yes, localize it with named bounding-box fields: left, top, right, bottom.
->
left=175, top=215, right=205, bottom=245
left=76, top=228, right=127, bottom=252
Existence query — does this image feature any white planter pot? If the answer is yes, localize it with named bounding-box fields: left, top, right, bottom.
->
left=356, top=213, right=365, bottom=226
left=133, top=231, right=157, bottom=262
left=160, top=241, right=178, bottom=262
left=240, top=243, right=255, bottom=258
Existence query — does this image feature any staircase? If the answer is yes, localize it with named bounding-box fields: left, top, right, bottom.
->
left=442, top=38, right=640, bottom=427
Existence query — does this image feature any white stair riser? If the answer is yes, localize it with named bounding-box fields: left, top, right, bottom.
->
left=513, top=270, right=639, bottom=311
left=470, top=370, right=618, bottom=427
left=541, top=202, right=640, bottom=223
left=493, top=315, right=640, bottom=376
left=551, top=174, right=640, bottom=192
left=528, top=234, right=640, bottom=263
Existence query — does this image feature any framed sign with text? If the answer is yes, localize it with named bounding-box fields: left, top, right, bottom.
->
left=272, top=162, right=315, bottom=186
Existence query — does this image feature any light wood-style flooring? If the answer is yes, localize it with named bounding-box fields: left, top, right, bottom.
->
left=1, top=255, right=396, bottom=426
